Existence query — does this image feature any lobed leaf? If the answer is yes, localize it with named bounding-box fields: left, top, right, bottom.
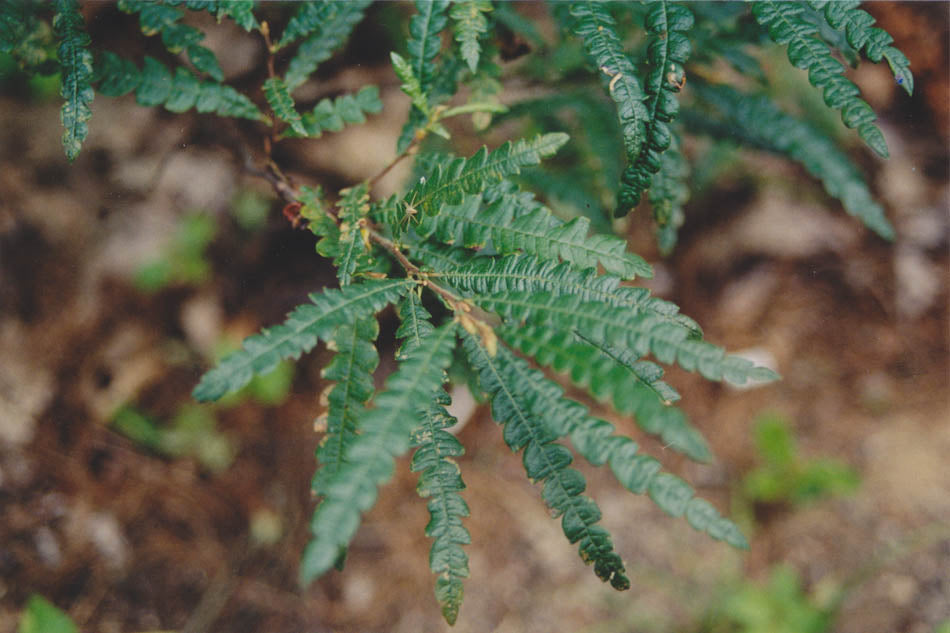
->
left=417, top=181, right=652, bottom=280
left=193, top=279, right=412, bottom=402
left=416, top=247, right=699, bottom=336
left=312, top=317, right=380, bottom=498
left=450, top=0, right=493, bottom=73
left=290, top=85, right=383, bottom=138
left=474, top=289, right=778, bottom=386
left=53, top=0, right=94, bottom=161
left=264, top=77, right=307, bottom=136
left=807, top=0, right=913, bottom=95
left=404, top=133, right=569, bottom=218
left=283, top=0, right=372, bottom=90
left=502, top=325, right=714, bottom=463
left=402, top=295, right=470, bottom=625
left=302, top=322, right=458, bottom=584
left=750, top=0, right=889, bottom=157
left=648, top=136, right=690, bottom=254
left=568, top=1, right=650, bottom=214
left=617, top=0, right=694, bottom=214
left=463, top=336, right=630, bottom=590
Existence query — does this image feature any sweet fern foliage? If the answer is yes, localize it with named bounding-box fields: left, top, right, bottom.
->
left=8, top=0, right=913, bottom=625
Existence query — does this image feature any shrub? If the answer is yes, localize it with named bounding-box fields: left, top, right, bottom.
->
left=1, top=0, right=911, bottom=624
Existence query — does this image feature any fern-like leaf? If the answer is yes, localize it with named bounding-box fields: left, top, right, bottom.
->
left=689, top=82, right=894, bottom=240
left=475, top=289, right=778, bottom=386
left=332, top=184, right=373, bottom=286
left=94, top=54, right=267, bottom=122
left=463, top=336, right=631, bottom=590
left=617, top=1, right=693, bottom=213
left=301, top=322, right=458, bottom=584
left=417, top=181, right=652, bottom=280
left=807, top=0, right=912, bottom=95
left=117, top=0, right=223, bottom=81
left=473, top=335, right=745, bottom=547
left=750, top=0, right=889, bottom=158
left=568, top=1, right=650, bottom=214
left=53, top=0, right=94, bottom=162
left=417, top=247, right=700, bottom=336
left=1, top=1, right=56, bottom=74
left=287, top=85, right=383, bottom=138
left=404, top=133, right=569, bottom=218
left=451, top=0, right=493, bottom=73
left=409, top=0, right=451, bottom=95
left=502, top=325, right=714, bottom=463
left=193, top=279, right=412, bottom=402
left=400, top=294, right=470, bottom=625
left=283, top=0, right=372, bottom=91
left=312, top=317, right=380, bottom=497
left=264, top=77, right=307, bottom=136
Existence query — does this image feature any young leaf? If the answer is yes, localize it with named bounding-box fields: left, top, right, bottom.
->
left=53, top=0, right=94, bottom=161
left=193, top=279, right=412, bottom=402
left=301, top=322, right=458, bottom=584
left=450, top=0, right=493, bottom=73
left=750, top=0, right=889, bottom=158
left=404, top=133, right=569, bottom=217
left=264, top=77, right=307, bottom=136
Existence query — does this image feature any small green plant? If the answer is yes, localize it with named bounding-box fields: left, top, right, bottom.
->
left=702, top=565, right=832, bottom=633
left=3, top=0, right=912, bottom=624
left=112, top=403, right=235, bottom=472
left=134, top=211, right=217, bottom=292
left=743, top=413, right=860, bottom=507
left=18, top=595, right=78, bottom=633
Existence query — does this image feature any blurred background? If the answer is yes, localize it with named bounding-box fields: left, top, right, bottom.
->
left=0, top=2, right=947, bottom=632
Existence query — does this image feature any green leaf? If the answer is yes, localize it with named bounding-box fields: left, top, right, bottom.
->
left=53, top=0, right=94, bottom=161
left=19, top=595, right=77, bottom=633
left=391, top=51, right=430, bottom=116
left=807, top=0, right=913, bottom=95
left=568, top=1, right=650, bottom=212
left=302, top=322, right=458, bottom=584
left=194, top=279, right=412, bottom=401
left=402, top=295, right=470, bottom=625
left=463, top=336, right=631, bottom=590
left=187, top=44, right=223, bottom=81
left=750, top=0, right=889, bottom=157
left=312, top=317, right=380, bottom=497
left=264, top=76, right=307, bottom=136
left=295, top=85, right=382, bottom=138
left=332, top=184, right=372, bottom=286
left=616, top=1, right=693, bottom=214
left=450, top=0, right=493, bottom=73
left=408, top=0, right=451, bottom=92
left=404, top=133, right=569, bottom=217
left=164, top=66, right=201, bottom=112
left=474, top=289, right=778, bottom=386
left=416, top=248, right=699, bottom=336
left=689, top=82, right=894, bottom=240
left=417, top=181, right=652, bottom=279
left=95, top=51, right=140, bottom=97
left=502, top=325, right=714, bottom=463
left=283, top=0, right=372, bottom=90
left=136, top=56, right=173, bottom=107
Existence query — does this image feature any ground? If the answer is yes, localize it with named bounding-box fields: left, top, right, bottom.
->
left=0, top=3, right=947, bottom=633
